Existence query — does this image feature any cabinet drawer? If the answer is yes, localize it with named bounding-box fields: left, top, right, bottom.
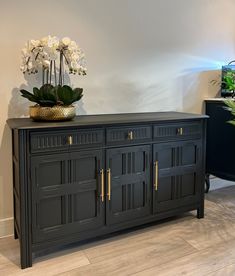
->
left=154, top=121, right=202, bottom=141
left=106, top=125, right=152, bottom=145
left=30, top=128, right=104, bottom=153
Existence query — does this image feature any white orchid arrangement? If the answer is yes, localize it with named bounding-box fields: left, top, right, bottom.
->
left=21, top=35, right=87, bottom=84
left=20, top=35, right=86, bottom=107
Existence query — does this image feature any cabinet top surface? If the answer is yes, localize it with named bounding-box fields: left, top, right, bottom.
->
left=205, top=98, right=231, bottom=102
left=7, top=111, right=208, bottom=130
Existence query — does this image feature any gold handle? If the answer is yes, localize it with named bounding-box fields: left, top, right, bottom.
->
left=178, top=127, right=183, bottom=135
left=107, top=168, right=111, bottom=201
left=100, top=169, right=104, bottom=202
left=68, top=135, right=73, bottom=145
left=154, top=161, right=158, bottom=191
left=128, top=131, right=133, bottom=140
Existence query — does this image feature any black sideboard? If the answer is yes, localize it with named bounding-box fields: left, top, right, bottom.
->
left=205, top=99, right=235, bottom=192
left=7, top=111, right=208, bottom=268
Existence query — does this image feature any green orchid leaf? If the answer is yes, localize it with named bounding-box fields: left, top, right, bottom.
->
left=62, top=85, right=73, bottom=92
left=39, top=84, right=54, bottom=93
left=33, top=87, right=40, bottom=96
left=19, top=84, right=83, bottom=107
left=73, top=87, right=83, bottom=102
left=37, top=100, right=56, bottom=107
left=56, top=85, right=82, bottom=105
left=20, top=89, right=38, bottom=103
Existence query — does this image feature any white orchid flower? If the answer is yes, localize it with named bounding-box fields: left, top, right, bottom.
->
left=27, top=61, right=33, bottom=70
left=21, top=35, right=86, bottom=78
left=30, top=40, right=40, bottom=48
left=48, top=36, right=59, bottom=48
left=44, top=46, right=58, bottom=60
left=20, top=65, right=27, bottom=72
left=70, top=61, right=78, bottom=69
left=70, top=53, right=79, bottom=60
left=41, top=35, right=50, bottom=46
left=61, top=37, right=71, bottom=47
left=49, top=51, right=58, bottom=60
left=68, top=41, right=78, bottom=51
left=42, top=59, right=50, bottom=68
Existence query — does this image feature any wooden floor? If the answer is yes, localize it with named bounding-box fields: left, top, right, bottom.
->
left=1, top=185, right=235, bottom=276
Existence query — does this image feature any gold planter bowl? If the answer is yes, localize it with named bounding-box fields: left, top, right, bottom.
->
left=29, top=105, right=76, bottom=121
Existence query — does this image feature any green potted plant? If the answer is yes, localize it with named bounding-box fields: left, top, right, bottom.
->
left=20, top=35, right=87, bottom=121
left=223, top=99, right=235, bottom=126
left=221, top=70, right=235, bottom=97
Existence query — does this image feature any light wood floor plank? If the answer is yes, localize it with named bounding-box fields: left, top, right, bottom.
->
left=0, top=239, right=90, bottom=276
left=59, top=237, right=196, bottom=276
left=207, top=263, right=235, bottom=276
left=83, top=219, right=194, bottom=262
left=133, top=238, right=235, bottom=276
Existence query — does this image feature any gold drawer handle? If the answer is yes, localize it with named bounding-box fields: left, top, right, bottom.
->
left=128, top=131, right=134, bottom=140
left=177, top=127, right=183, bottom=135
left=100, top=169, right=105, bottom=202
left=68, top=136, right=73, bottom=145
left=154, top=161, right=158, bottom=191
left=107, top=168, right=111, bottom=201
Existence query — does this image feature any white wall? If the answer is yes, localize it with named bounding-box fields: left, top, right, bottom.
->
left=0, top=0, right=235, bottom=237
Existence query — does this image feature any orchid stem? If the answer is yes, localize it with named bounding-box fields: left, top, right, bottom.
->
left=42, top=68, right=44, bottom=85
left=59, top=51, right=62, bottom=86
left=54, top=60, right=57, bottom=86
left=49, top=61, right=52, bottom=84
left=46, top=69, right=49, bottom=84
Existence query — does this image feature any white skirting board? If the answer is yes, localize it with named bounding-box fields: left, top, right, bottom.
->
left=0, top=217, right=13, bottom=238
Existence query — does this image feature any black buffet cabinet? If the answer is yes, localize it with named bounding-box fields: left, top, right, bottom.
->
left=205, top=99, right=235, bottom=191
left=7, top=112, right=208, bottom=268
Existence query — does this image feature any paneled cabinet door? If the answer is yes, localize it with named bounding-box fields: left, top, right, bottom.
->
left=31, top=150, right=104, bottom=243
left=69, top=150, right=105, bottom=233
left=153, top=141, right=202, bottom=214
left=106, top=145, right=151, bottom=225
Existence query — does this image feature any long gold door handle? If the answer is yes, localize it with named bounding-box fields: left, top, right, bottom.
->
left=128, top=131, right=133, bottom=140
left=100, top=169, right=104, bottom=202
left=154, top=161, right=158, bottom=191
left=68, top=135, right=73, bottom=145
left=107, top=168, right=111, bottom=201
left=177, top=127, right=183, bottom=135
